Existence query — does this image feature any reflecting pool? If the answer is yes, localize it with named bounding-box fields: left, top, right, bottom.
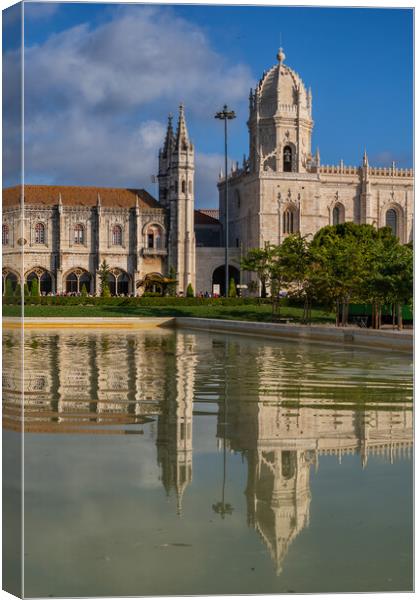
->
left=3, top=328, right=413, bottom=596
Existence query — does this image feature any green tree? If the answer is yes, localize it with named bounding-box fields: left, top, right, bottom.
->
left=23, top=282, right=30, bottom=298
left=277, top=234, right=314, bottom=322
left=14, top=283, right=22, bottom=299
left=81, top=283, right=88, bottom=298
left=241, top=244, right=280, bottom=298
left=98, top=260, right=111, bottom=297
left=30, top=279, right=40, bottom=297
left=310, top=223, right=378, bottom=326
left=362, top=230, right=413, bottom=329
left=186, top=283, right=194, bottom=298
left=228, top=277, right=237, bottom=298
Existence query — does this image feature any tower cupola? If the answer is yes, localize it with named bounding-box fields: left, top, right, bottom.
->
left=248, top=48, right=314, bottom=174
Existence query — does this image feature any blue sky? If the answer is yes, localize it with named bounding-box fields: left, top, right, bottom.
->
left=3, top=2, right=414, bottom=207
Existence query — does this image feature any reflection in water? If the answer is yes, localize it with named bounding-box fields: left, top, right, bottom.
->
left=2, top=329, right=413, bottom=593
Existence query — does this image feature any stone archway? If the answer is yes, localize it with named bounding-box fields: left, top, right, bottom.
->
left=108, top=268, right=131, bottom=296
left=26, top=267, right=53, bottom=295
left=212, top=265, right=240, bottom=297
left=64, top=268, right=92, bottom=294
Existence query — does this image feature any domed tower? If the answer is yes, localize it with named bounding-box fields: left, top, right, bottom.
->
left=248, top=48, right=313, bottom=174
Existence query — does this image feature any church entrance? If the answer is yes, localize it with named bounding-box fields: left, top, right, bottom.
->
left=212, top=265, right=240, bottom=297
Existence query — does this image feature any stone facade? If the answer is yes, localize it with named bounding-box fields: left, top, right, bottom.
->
left=2, top=48, right=413, bottom=296
left=218, top=48, right=414, bottom=288
left=2, top=185, right=168, bottom=295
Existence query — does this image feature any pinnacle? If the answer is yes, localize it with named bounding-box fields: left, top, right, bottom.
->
left=175, top=103, right=190, bottom=151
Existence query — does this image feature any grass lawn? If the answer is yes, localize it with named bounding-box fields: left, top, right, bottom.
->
left=3, top=303, right=335, bottom=323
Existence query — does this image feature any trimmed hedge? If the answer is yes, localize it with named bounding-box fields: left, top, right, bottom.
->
left=3, top=295, right=274, bottom=308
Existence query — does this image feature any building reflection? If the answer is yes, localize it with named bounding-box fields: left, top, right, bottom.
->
left=2, top=329, right=412, bottom=573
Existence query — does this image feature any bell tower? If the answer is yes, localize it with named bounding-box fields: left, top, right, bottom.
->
left=158, top=105, right=196, bottom=294
left=248, top=48, right=314, bottom=174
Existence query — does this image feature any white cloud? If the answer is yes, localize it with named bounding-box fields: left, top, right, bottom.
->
left=12, top=5, right=253, bottom=205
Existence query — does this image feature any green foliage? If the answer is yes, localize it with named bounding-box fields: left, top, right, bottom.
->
left=4, top=278, right=14, bottom=298
left=81, top=284, right=88, bottom=297
left=241, top=223, right=413, bottom=328
left=3, top=300, right=336, bottom=325
left=30, top=278, right=40, bottom=297
left=98, top=260, right=111, bottom=297
left=241, top=244, right=280, bottom=297
left=24, top=283, right=30, bottom=297
left=186, top=283, right=194, bottom=298
left=166, top=266, right=177, bottom=296
left=14, top=283, right=22, bottom=299
left=228, top=278, right=237, bottom=298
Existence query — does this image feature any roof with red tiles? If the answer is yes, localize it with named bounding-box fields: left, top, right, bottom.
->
left=194, top=209, right=220, bottom=225
left=2, top=185, right=162, bottom=210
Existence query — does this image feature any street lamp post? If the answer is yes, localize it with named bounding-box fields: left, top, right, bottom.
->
left=215, top=105, right=236, bottom=297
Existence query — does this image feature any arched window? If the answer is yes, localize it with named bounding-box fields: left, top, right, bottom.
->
left=146, top=224, right=163, bottom=249
left=281, top=451, right=296, bottom=480
left=181, top=180, right=186, bottom=194
left=112, top=225, right=122, bottom=245
left=386, top=209, right=398, bottom=236
left=35, top=222, right=45, bottom=244
left=332, top=203, right=344, bottom=225
left=2, top=224, right=9, bottom=245
left=283, top=145, right=292, bottom=172
left=283, top=209, right=294, bottom=234
left=74, top=223, right=84, bottom=244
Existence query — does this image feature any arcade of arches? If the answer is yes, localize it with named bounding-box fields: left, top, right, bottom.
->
left=2, top=268, right=134, bottom=296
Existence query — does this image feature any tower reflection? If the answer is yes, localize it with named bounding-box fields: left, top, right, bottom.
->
left=3, top=329, right=412, bottom=574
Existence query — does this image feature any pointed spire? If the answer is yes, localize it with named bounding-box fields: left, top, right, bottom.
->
left=363, top=148, right=369, bottom=167
left=97, top=192, right=101, bottom=207
left=58, top=192, right=62, bottom=206
left=175, top=103, right=190, bottom=151
left=162, top=113, right=175, bottom=157
left=315, top=147, right=320, bottom=166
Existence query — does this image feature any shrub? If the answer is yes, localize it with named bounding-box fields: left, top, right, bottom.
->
left=186, top=283, right=194, bottom=298
left=30, top=279, right=40, bottom=297
left=24, top=283, right=30, bottom=297
left=228, top=278, right=237, bottom=298
left=4, top=278, right=14, bottom=298
left=81, top=284, right=88, bottom=298
left=14, top=283, right=22, bottom=299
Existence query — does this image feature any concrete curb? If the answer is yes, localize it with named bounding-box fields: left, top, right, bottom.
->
left=175, top=317, right=413, bottom=354
left=3, top=317, right=175, bottom=330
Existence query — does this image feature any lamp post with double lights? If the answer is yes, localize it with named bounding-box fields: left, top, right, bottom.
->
left=215, top=105, right=236, bottom=297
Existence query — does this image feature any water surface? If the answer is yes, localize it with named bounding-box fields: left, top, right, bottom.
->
left=3, top=328, right=413, bottom=596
